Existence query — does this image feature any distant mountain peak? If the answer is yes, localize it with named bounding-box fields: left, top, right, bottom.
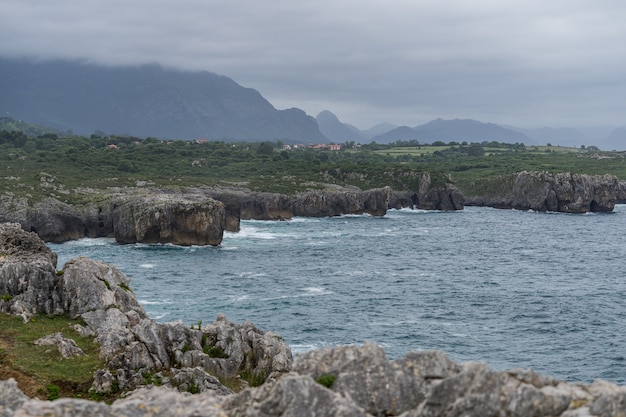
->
left=315, top=110, right=363, bottom=142
left=0, top=58, right=327, bottom=143
left=371, top=118, right=531, bottom=144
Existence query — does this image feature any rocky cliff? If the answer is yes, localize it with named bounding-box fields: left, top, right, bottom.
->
left=0, top=192, right=227, bottom=246
left=465, top=171, right=620, bottom=213
left=0, top=223, right=291, bottom=396
left=617, top=180, right=626, bottom=204
left=0, top=179, right=463, bottom=243
left=3, top=344, right=626, bottom=416
left=110, top=194, right=226, bottom=246
left=1, top=222, right=626, bottom=416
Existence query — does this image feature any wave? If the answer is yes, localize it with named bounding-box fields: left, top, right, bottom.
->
left=138, top=299, right=173, bottom=305
left=225, top=226, right=278, bottom=240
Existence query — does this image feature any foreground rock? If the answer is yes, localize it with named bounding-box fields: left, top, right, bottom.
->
left=466, top=171, right=620, bottom=213
left=3, top=344, right=626, bottom=416
left=0, top=223, right=292, bottom=396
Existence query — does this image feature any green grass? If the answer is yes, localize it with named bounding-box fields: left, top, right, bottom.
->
left=0, top=313, right=105, bottom=399
left=1, top=132, right=625, bottom=205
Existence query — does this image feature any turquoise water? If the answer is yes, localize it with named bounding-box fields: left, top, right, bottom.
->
left=48, top=205, right=626, bottom=384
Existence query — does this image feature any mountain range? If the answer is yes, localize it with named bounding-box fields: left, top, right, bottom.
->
left=0, top=59, right=326, bottom=143
left=316, top=111, right=625, bottom=150
left=0, top=58, right=624, bottom=149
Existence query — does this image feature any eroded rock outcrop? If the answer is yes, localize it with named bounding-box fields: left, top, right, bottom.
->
left=0, top=173, right=464, bottom=244
left=292, top=187, right=393, bottom=217
left=111, top=194, right=226, bottom=246
left=616, top=180, right=626, bottom=204
left=513, top=171, right=618, bottom=212
left=410, top=172, right=464, bottom=210
left=4, top=344, right=626, bottom=416
left=0, top=196, right=84, bottom=243
left=467, top=171, right=619, bottom=213
left=0, top=223, right=292, bottom=396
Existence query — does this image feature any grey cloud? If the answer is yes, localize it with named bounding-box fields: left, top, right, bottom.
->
left=1, top=0, right=626, bottom=128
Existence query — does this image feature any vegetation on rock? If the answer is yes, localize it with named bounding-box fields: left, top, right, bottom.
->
left=1, top=125, right=624, bottom=206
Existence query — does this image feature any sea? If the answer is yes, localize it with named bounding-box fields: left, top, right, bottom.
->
left=48, top=205, right=626, bottom=385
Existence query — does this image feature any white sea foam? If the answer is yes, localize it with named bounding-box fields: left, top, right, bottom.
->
left=138, top=299, right=173, bottom=305
left=303, top=287, right=326, bottom=294
left=69, top=237, right=116, bottom=246
left=228, top=226, right=278, bottom=240
left=289, top=217, right=321, bottom=223
left=139, top=263, right=156, bottom=269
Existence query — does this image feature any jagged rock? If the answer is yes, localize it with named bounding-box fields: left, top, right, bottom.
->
left=0, top=177, right=464, bottom=244
left=6, top=221, right=626, bottom=416
left=240, top=192, right=294, bottom=221
left=0, top=222, right=57, bottom=266
left=170, top=367, right=234, bottom=395
left=292, top=187, right=392, bottom=217
left=33, top=332, right=85, bottom=359
left=617, top=180, right=626, bottom=203
left=0, top=197, right=84, bottom=243
left=25, top=199, right=85, bottom=243
left=0, top=223, right=290, bottom=395
left=5, top=343, right=626, bottom=416
left=479, top=171, right=620, bottom=213
left=85, top=310, right=292, bottom=394
left=13, top=397, right=113, bottom=417
left=110, top=386, right=227, bottom=417
left=201, top=314, right=293, bottom=383
left=0, top=379, right=29, bottom=417
left=60, top=257, right=147, bottom=319
left=223, top=374, right=369, bottom=417
left=82, top=201, right=116, bottom=238
left=292, top=343, right=460, bottom=416
left=410, top=172, right=464, bottom=210
left=111, top=194, right=225, bottom=246
left=202, top=189, right=246, bottom=231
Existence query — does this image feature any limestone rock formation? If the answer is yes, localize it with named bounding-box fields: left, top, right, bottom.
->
left=33, top=332, right=85, bottom=359
left=411, top=172, right=465, bottom=210
left=111, top=194, right=226, bottom=246
left=0, top=175, right=464, bottom=245
left=4, top=343, right=626, bottom=416
left=616, top=180, right=626, bottom=204
left=465, top=171, right=620, bottom=213
left=0, top=222, right=292, bottom=396
left=511, top=171, right=618, bottom=212
left=0, top=196, right=84, bottom=243
left=291, top=187, right=393, bottom=217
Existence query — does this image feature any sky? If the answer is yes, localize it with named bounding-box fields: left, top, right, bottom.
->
left=1, top=0, right=626, bottom=130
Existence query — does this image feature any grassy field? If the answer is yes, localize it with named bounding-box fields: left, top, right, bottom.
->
left=0, top=313, right=105, bottom=400
left=0, top=132, right=625, bottom=204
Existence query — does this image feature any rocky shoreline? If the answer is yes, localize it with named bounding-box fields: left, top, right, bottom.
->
left=1, top=223, right=626, bottom=416
left=464, top=171, right=621, bottom=213
left=0, top=172, right=464, bottom=245
left=2, top=170, right=625, bottom=247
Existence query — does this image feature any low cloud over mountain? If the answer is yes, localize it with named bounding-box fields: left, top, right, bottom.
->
left=0, top=59, right=327, bottom=143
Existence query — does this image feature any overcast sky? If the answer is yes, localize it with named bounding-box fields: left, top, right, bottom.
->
left=1, top=0, right=626, bottom=129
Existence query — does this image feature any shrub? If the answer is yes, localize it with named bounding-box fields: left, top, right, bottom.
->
left=316, top=373, right=337, bottom=388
